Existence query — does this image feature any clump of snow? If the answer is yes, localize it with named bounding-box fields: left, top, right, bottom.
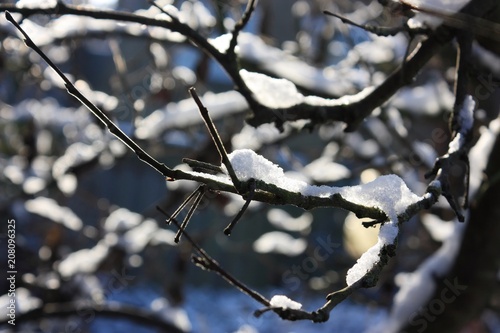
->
left=253, top=231, right=307, bottom=256
left=227, top=149, right=307, bottom=193
left=269, top=295, right=302, bottom=310
left=240, top=70, right=303, bottom=108
left=371, top=116, right=500, bottom=333
left=240, top=69, right=375, bottom=109
left=344, top=175, right=422, bottom=284
left=340, top=175, right=421, bottom=224
left=104, top=208, right=142, bottom=234
left=213, top=149, right=422, bottom=285
left=209, top=33, right=234, bottom=54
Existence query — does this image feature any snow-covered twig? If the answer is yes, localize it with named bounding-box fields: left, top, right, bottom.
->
left=426, top=33, right=475, bottom=221
left=1, top=0, right=495, bottom=132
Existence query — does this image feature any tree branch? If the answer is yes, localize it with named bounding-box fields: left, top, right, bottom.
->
left=0, top=301, right=185, bottom=333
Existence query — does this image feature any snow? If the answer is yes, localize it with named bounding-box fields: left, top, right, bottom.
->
left=468, top=117, right=500, bottom=198
left=240, top=70, right=303, bottom=108
left=269, top=295, right=303, bottom=310
left=224, top=149, right=421, bottom=285
left=405, top=0, right=472, bottom=29
left=16, top=0, right=57, bottom=9
left=104, top=208, right=142, bottom=234
left=58, top=241, right=110, bottom=278
left=0, top=287, right=42, bottom=318
left=266, top=208, right=313, bottom=232
left=25, top=197, right=83, bottom=231
left=302, top=157, right=351, bottom=183
left=391, top=77, right=454, bottom=115
left=412, top=141, right=437, bottom=168
left=231, top=123, right=283, bottom=151
left=369, top=222, right=465, bottom=333
left=209, top=33, right=234, bottom=54
left=226, top=150, right=420, bottom=216
left=241, top=69, right=375, bottom=109
left=150, top=297, right=192, bottom=332
left=421, top=213, right=454, bottom=241
left=448, top=95, right=475, bottom=154
left=372, top=115, right=500, bottom=333
left=235, top=32, right=371, bottom=96
left=345, top=193, right=407, bottom=286
left=135, top=91, right=247, bottom=139
left=253, top=231, right=307, bottom=256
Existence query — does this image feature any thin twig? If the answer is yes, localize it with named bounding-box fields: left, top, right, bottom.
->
left=224, top=178, right=256, bottom=235
left=189, top=87, right=241, bottom=189
left=182, top=158, right=223, bottom=174
left=5, top=11, right=174, bottom=179
left=174, top=185, right=206, bottom=243
left=323, top=10, right=408, bottom=36
left=156, top=206, right=271, bottom=307
left=166, top=185, right=204, bottom=224
left=148, top=0, right=181, bottom=24
left=228, top=0, right=257, bottom=55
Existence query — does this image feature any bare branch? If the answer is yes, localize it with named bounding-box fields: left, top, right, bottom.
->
left=5, top=11, right=174, bottom=179
left=189, top=87, right=241, bottom=190
left=224, top=178, right=256, bottom=235
left=174, top=185, right=206, bottom=243
left=228, top=0, right=257, bottom=56
left=157, top=206, right=271, bottom=308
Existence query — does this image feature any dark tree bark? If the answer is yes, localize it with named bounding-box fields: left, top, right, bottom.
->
left=402, top=131, right=500, bottom=333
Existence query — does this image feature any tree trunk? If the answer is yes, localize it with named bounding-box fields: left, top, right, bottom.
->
left=402, top=131, right=500, bottom=333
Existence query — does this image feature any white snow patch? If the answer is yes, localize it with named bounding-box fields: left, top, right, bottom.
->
left=303, top=157, right=351, bottom=183
left=58, top=241, right=110, bottom=278
left=369, top=222, right=465, bottom=333
left=136, top=91, right=247, bottom=139
left=371, top=115, right=500, bottom=333
left=448, top=95, right=475, bottom=154
left=269, top=295, right=302, bottom=310
left=391, top=78, right=454, bottom=115
left=253, top=231, right=307, bottom=256
left=151, top=297, right=192, bottom=332
left=240, top=70, right=303, bottom=108
left=421, top=213, right=454, bottom=241
left=25, top=197, right=83, bottom=231
left=267, top=208, right=313, bottom=232
left=240, top=69, right=375, bottom=109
